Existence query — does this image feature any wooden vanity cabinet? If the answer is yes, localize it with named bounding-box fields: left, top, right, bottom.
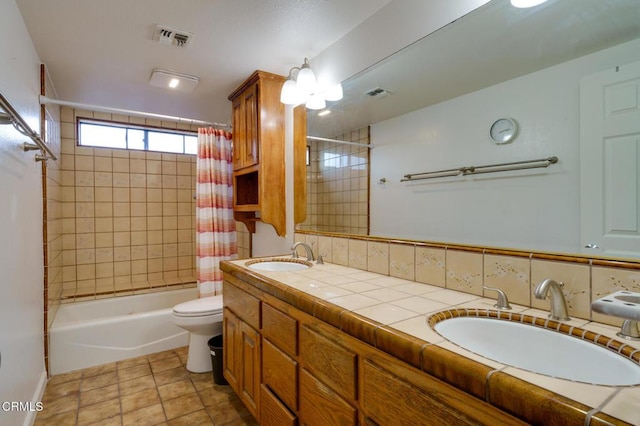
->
left=222, top=280, right=261, bottom=420
left=228, top=70, right=307, bottom=236
left=222, top=275, right=524, bottom=425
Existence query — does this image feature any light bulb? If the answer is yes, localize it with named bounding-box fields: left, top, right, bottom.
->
left=305, top=93, right=326, bottom=110
left=296, top=59, right=317, bottom=95
left=280, top=78, right=300, bottom=105
left=510, top=0, right=548, bottom=8
left=325, top=83, right=343, bottom=101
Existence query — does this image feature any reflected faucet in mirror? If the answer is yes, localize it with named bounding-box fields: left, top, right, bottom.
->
left=534, top=279, right=570, bottom=321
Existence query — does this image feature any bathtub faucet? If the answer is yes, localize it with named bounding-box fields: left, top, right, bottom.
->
left=291, top=242, right=315, bottom=261
left=534, top=278, right=570, bottom=321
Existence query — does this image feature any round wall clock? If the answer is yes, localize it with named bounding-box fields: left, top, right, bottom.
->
left=489, top=118, right=519, bottom=144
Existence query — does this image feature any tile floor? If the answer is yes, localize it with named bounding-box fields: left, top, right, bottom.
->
left=35, top=346, right=258, bottom=425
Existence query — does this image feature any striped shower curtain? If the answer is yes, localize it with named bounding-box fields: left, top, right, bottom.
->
left=196, top=128, right=237, bottom=297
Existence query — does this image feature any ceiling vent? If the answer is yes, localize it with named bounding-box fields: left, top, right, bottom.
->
left=364, top=87, right=392, bottom=98
left=154, top=24, right=193, bottom=48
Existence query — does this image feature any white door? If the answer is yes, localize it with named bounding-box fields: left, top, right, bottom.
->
left=580, top=60, right=640, bottom=258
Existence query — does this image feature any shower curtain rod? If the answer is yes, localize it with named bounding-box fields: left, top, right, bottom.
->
left=306, top=135, right=373, bottom=148
left=39, top=96, right=231, bottom=129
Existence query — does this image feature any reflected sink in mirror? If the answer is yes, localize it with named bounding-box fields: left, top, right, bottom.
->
left=432, top=314, right=640, bottom=386
left=245, top=258, right=312, bottom=272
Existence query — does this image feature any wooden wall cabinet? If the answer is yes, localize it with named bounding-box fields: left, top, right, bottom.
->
left=228, top=70, right=307, bottom=236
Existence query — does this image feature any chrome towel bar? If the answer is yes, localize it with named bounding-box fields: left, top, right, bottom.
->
left=0, top=92, right=57, bottom=161
left=401, top=156, right=558, bottom=182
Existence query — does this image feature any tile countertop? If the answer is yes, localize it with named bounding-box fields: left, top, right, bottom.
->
left=222, top=257, right=640, bottom=425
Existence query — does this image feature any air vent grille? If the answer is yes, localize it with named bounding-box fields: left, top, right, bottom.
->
left=154, top=25, right=193, bottom=48
left=364, top=87, right=392, bottom=98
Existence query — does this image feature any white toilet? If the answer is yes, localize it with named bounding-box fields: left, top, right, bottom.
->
left=172, top=295, right=224, bottom=373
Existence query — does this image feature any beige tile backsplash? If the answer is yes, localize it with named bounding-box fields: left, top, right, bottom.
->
left=296, top=231, right=640, bottom=326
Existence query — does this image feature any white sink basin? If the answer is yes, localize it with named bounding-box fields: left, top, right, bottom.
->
left=434, top=316, right=640, bottom=386
left=246, top=259, right=311, bottom=272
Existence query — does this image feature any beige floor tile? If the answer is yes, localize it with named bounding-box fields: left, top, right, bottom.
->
left=42, top=379, right=81, bottom=402
left=205, top=397, right=251, bottom=425
left=167, top=409, right=214, bottom=425
left=157, top=379, right=196, bottom=402
left=119, top=374, right=156, bottom=397
left=82, top=362, right=117, bottom=378
left=122, top=403, right=166, bottom=426
left=147, top=350, right=176, bottom=363
left=121, top=388, right=161, bottom=413
left=150, top=354, right=182, bottom=374
left=118, top=363, right=152, bottom=382
left=38, top=394, right=79, bottom=419
left=81, top=371, right=119, bottom=392
left=189, top=372, right=214, bottom=391
left=47, top=370, right=83, bottom=386
left=197, top=386, right=238, bottom=408
left=117, top=355, right=149, bottom=370
left=80, top=383, right=119, bottom=407
left=153, top=366, right=188, bottom=386
left=77, top=398, right=120, bottom=425
left=162, top=393, right=203, bottom=420
left=34, top=409, right=78, bottom=425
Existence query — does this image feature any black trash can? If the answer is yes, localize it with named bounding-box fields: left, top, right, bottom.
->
left=208, top=335, right=228, bottom=385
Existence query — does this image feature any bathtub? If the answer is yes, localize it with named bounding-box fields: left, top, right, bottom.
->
left=50, top=288, right=198, bottom=375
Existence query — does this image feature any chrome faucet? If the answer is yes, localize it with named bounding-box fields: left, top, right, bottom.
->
left=534, top=278, right=570, bottom=321
left=483, top=286, right=512, bottom=310
left=291, top=242, right=315, bottom=261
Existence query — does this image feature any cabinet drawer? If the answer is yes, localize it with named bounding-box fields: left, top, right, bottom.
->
left=261, top=384, right=297, bottom=426
left=263, top=338, right=298, bottom=412
left=300, top=325, right=357, bottom=402
left=299, top=368, right=357, bottom=426
left=361, top=358, right=526, bottom=426
left=262, top=303, right=297, bottom=356
left=224, top=280, right=260, bottom=330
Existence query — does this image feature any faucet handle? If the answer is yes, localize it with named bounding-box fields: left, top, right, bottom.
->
left=483, top=286, right=512, bottom=310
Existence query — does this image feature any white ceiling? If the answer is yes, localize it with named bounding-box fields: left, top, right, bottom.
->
left=15, top=0, right=393, bottom=125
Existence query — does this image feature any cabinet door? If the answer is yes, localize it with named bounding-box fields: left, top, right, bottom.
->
left=223, top=308, right=239, bottom=390
left=243, top=82, right=259, bottom=168
left=231, top=95, right=245, bottom=170
left=239, top=320, right=261, bottom=420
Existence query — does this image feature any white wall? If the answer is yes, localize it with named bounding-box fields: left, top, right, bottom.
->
left=370, top=38, right=640, bottom=254
left=0, top=1, right=47, bottom=425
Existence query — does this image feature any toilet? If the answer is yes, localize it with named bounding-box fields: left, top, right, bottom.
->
left=172, top=295, right=224, bottom=373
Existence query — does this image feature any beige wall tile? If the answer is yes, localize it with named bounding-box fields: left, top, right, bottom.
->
left=445, top=250, right=483, bottom=295
left=531, top=259, right=591, bottom=320
left=389, top=243, right=415, bottom=281
left=331, top=237, right=349, bottom=266
left=348, top=239, right=367, bottom=269
left=367, top=241, right=389, bottom=275
left=484, top=254, right=531, bottom=306
left=415, top=246, right=445, bottom=287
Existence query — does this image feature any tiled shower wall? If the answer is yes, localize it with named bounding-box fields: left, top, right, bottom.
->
left=54, top=107, right=200, bottom=301
left=300, top=126, right=369, bottom=235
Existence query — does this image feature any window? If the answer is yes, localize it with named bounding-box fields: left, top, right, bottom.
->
left=78, top=119, right=197, bottom=155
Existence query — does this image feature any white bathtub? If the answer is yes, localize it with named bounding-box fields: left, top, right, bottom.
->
left=50, top=288, right=198, bottom=375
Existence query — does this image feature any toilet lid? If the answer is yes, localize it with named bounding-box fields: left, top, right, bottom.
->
left=173, top=295, right=223, bottom=317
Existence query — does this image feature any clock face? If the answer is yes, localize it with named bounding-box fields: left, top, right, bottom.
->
left=490, top=118, right=518, bottom=144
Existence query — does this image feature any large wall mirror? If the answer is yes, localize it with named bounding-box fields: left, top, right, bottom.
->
left=301, top=0, right=640, bottom=260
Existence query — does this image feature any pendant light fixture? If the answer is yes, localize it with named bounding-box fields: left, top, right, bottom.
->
left=280, top=58, right=343, bottom=109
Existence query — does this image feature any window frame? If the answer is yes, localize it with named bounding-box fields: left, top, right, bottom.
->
left=77, top=118, right=198, bottom=155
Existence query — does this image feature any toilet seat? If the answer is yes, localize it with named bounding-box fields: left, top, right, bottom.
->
left=172, top=295, right=223, bottom=317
